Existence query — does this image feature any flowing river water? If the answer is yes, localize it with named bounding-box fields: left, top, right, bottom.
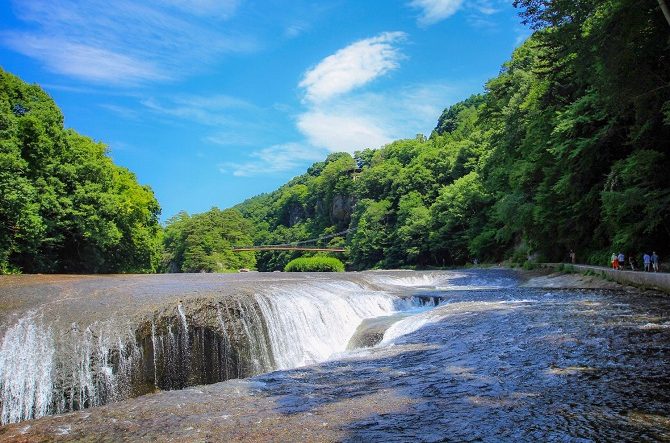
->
left=0, top=269, right=669, bottom=441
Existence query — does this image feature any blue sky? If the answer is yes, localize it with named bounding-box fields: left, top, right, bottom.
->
left=0, top=0, right=529, bottom=221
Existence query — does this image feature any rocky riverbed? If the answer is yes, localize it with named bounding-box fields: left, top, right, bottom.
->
left=1, top=269, right=669, bottom=441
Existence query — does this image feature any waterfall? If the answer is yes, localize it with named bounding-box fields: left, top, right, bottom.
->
left=177, top=303, right=188, bottom=332
left=0, top=314, right=54, bottom=424
left=0, top=273, right=454, bottom=425
left=151, top=321, right=158, bottom=387
left=255, top=281, right=413, bottom=369
left=0, top=315, right=140, bottom=424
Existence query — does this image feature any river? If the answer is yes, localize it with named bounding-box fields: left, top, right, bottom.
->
left=0, top=269, right=669, bottom=441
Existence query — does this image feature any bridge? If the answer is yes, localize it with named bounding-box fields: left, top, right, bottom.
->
left=232, top=229, right=350, bottom=253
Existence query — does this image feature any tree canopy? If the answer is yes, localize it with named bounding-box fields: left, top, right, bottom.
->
left=161, top=208, right=256, bottom=273
left=0, top=69, right=162, bottom=273
left=3, top=0, right=668, bottom=273
left=235, top=0, right=670, bottom=270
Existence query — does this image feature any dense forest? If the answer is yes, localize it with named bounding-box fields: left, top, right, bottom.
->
left=225, top=0, right=670, bottom=271
left=2, top=0, right=669, bottom=274
left=0, top=69, right=162, bottom=273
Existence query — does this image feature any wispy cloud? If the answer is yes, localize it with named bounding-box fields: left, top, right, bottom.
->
left=141, top=93, right=285, bottom=150
left=3, top=35, right=164, bottom=85
left=2, top=0, right=255, bottom=85
left=160, top=0, right=241, bottom=18
left=472, top=0, right=502, bottom=15
left=297, top=83, right=466, bottom=153
left=141, top=95, right=257, bottom=126
left=409, top=0, right=506, bottom=26
left=294, top=32, right=463, bottom=153
left=410, top=0, right=465, bottom=26
left=219, top=143, right=327, bottom=177
left=99, top=103, right=141, bottom=120
left=204, top=132, right=260, bottom=147
left=285, top=23, right=309, bottom=39
left=514, top=26, right=532, bottom=47
left=299, top=32, right=407, bottom=103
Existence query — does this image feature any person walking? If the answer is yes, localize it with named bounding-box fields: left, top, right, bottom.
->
left=643, top=252, right=651, bottom=272
left=611, top=252, right=618, bottom=270
left=569, top=250, right=576, bottom=264
left=652, top=251, right=660, bottom=272
left=617, top=252, right=625, bottom=270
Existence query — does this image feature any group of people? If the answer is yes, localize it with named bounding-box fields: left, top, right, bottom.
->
left=610, top=251, right=660, bottom=272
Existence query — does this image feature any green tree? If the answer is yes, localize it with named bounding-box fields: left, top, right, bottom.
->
left=162, top=208, right=255, bottom=273
left=0, top=68, right=162, bottom=273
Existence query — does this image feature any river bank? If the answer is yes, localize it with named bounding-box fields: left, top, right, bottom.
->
left=536, top=263, right=670, bottom=294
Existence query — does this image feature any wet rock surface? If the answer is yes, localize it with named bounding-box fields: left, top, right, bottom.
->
left=0, top=270, right=444, bottom=424
left=1, top=270, right=669, bottom=442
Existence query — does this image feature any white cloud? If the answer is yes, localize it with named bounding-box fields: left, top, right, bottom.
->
left=297, top=111, right=392, bottom=153
left=3, top=35, right=164, bottom=85
left=299, top=32, right=407, bottom=103
left=220, top=143, right=327, bottom=177
left=296, top=83, right=466, bottom=153
left=2, top=0, right=254, bottom=85
left=292, top=32, right=469, bottom=154
left=224, top=81, right=459, bottom=176
left=293, top=31, right=432, bottom=154
left=410, top=0, right=465, bottom=26
left=409, top=0, right=508, bottom=26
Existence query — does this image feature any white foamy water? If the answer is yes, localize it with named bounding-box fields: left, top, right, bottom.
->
left=177, top=303, right=188, bottom=332
left=0, top=314, right=141, bottom=425
left=369, top=272, right=452, bottom=288
left=0, top=271, right=485, bottom=425
left=0, top=314, right=54, bottom=424
left=369, top=271, right=518, bottom=291
left=640, top=322, right=670, bottom=330
left=380, top=300, right=533, bottom=345
left=255, top=281, right=416, bottom=369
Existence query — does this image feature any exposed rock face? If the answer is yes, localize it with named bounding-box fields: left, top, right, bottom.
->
left=287, top=202, right=305, bottom=227
left=330, top=194, right=355, bottom=224
left=0, top=290, right=274, bottom=424
left=0, top=274, right=287, bottom=424
left=135, top=298, right=274, bottom=392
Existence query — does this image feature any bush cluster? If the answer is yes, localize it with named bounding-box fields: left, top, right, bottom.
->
left=284, top=256, right=345, bottom=272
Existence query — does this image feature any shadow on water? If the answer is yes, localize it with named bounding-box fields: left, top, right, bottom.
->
left=253, top=287, right=670, bottom=442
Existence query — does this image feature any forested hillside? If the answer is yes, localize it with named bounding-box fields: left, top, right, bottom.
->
left=161, top=208, right=256, bottom=273
left=3, top=0, right=668, bottom=274
left=0, top=69, right=162, bottom=273
left=225, top=0, right=670, bottom=271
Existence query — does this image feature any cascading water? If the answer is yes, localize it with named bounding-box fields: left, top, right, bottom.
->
left=254, top=280, right=417, bottom=369
left=0, top=271, right=455, bottom=425
left=0, top=314, right=54, bottom=424
left=0, top=315, right=142, bottom=424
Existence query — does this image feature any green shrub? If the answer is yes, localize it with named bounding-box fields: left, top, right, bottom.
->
left=284, top=256, right=345, bottom=272
left=522, top=261, right=537, bottom=270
